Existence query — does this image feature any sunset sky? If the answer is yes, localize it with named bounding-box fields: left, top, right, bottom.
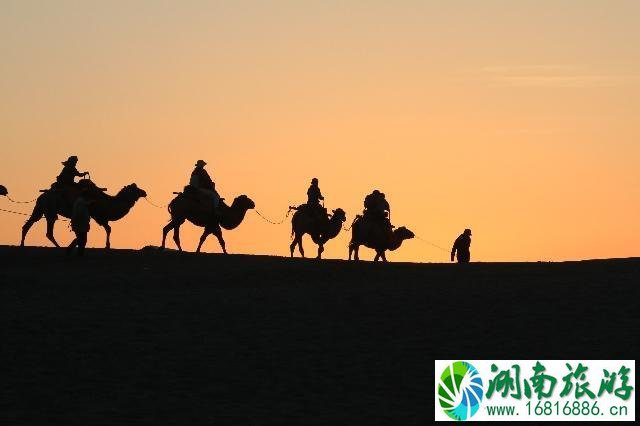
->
left=1, top=0, right=639, bottom=262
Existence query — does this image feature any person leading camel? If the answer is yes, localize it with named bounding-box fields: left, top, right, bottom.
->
left=67, top=190, right=92, bottom=256
left=451, top=228, right=472, bottom=263
left=189, top=160, right=220, bottom=216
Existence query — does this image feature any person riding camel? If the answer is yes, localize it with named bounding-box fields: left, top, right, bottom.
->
left=364, top=190, right=390, bottom=221
left=306, top=178, right=326, bottom=221
left=189, top=160, right=220, bottom=215
left=363, top=190, right=393, bottom=241
left=56, top=156, right=89, bottom=187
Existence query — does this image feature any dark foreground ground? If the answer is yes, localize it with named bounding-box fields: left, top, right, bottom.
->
left=1, top=246, right=638, bottom=425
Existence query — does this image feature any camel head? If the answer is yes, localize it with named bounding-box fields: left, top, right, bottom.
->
left=331, top=208, right=347, bottom=223
left=232, top=195, right=256, bottom=211
left=394, top=226, right=415, bottom=242
left=0, top=185, right=7, bottom=196
left=119, top=183, right=147, bottom=201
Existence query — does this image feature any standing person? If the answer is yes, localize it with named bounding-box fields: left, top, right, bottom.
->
left=189, top=160, right=220, bottom=215
left=67, top=191, right=92, bottom=256
left=451, top=228, right=472, bottom=263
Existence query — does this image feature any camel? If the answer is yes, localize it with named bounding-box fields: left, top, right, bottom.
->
left=0, top=185, right=7, bottom=196
left=161, top=192, right=255, bottom=253
left=20, top=181, right=147, bottom=248
left=348, top=215, right=415, bottom=262
left=289, top=206, right=347, bottom=258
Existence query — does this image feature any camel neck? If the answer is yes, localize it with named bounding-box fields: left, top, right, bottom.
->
left=220, top=203, right=248, bottom=230
left=389, top=236, right=403, bottom=251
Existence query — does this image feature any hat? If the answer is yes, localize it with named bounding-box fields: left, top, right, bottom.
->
left=62, top=155, right=78, bottom=166
left=464, top=228, right=472, bottom=236
left=195, top=160, right=207, bottom=167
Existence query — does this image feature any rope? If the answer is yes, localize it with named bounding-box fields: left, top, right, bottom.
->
left=254, top=208, right=291, bottom=225
left=0, top=207, right=31, bottom=216
left=0, top=207, right=69, bottom=222
left=143, top=197, right=169, bottom=209
left=6, top=195, right=38, bottom=204
left=414, top=235, right=450, bottom=253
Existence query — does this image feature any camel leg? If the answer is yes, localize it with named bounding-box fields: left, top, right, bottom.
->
left=161, top=221, right=175, bottom=249
left=173, top=225, right=183, bottom=251
left=353, top=244, right=360, bottom=261
left=380, top=251, right=388, bottom=262
left=374, top=253, right=380, bottom=262
left=45, top=215, right=60, bottom=248
left=212, top=227, right=227, bottom=254
left=317, top=243, right=324, bottom=259
left=290, top=232, right=305, bottom=257
left=297, top=234, right=305, bottom=258
left=289, top=238, right=296, bottom=257
left=101, top=222, right=112, bottom=249
left=196, top=228, right=211, bottom=253
left=21, top=212, right=43, bottom=247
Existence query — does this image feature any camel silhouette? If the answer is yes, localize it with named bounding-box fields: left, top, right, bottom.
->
left=290, top=207, right=346, bottom=258
left=348, top=216, right=414, bottom=262
left=20, top=181, right=147, bottom=248
left=161, top=193, right=255, bottom=253
left=0, top=185, right=7, bottom=196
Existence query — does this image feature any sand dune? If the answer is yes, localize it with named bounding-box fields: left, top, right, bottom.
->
left=2, top=246, right=638, bottom=425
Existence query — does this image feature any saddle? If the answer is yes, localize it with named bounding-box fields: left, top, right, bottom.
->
left=176, top=186, right=224, bottom=215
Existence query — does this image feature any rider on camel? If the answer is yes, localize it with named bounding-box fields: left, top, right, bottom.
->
left=189, top=160, right=220, bottom=215
left=55, top=156, right=89, bottom=188
left=364, top=190, right=390, bottom=221
left=363, top=190, right=393, bottom=241
left=306, top=178, right=326, bottom=220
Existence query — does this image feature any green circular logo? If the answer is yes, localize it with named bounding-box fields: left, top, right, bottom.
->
left=438, top=361, right=484, bottom=421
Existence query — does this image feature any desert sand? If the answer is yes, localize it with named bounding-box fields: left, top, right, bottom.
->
left=2, top=246, right=638, bottom=425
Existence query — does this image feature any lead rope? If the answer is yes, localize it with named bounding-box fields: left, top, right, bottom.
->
left=0, top=207, right=31, bottom=216
left=0, top=207, right=69, bottom=222
left=414, top=235, right=450, bottom=253
left=143, top=197, right=169, bottom=209
left=254, top=208, right=292, bottom=225
left=6, top=196, right=38, bottom=204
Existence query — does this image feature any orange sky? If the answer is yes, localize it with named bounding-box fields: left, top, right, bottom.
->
left=1, top=1, right=639, bottom=262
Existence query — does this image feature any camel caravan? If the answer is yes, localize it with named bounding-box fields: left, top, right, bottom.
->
left=7, top=156, right=415, bottom=261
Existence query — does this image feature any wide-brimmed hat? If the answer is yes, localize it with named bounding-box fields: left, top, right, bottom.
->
left=464, top=228, right=472, bottom=236
left=62, top=155, right=78, bottom=166
left=195, top=160, right=207, bottom=167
